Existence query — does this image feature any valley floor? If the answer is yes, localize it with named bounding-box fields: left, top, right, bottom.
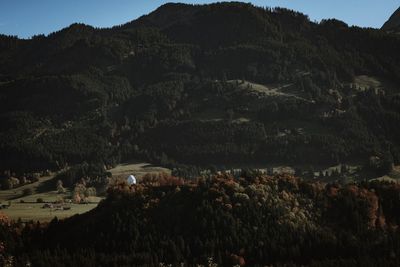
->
left=0, top=161, right=171, bottom=222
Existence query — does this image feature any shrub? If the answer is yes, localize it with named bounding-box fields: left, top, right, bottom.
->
left=22, top=188, right=33, bottom=196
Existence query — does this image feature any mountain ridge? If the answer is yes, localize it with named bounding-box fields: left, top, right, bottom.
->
left=382, top=7, right=400, bottom=31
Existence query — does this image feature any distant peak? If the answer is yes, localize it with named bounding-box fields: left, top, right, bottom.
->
left=47, top=23, right=94, bottom=39
left=65, top=23, right=94, bottom=32
left=382, top=7, right=400, bottom=31
left=157, top=2, right=191, bottom=9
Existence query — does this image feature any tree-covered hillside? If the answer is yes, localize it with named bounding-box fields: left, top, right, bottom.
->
left=2, top=173, right=400, bottom=266
left=1, top=2, right=400, bottom=175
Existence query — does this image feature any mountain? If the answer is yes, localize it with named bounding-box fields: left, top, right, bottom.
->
left=382, top=7, right=400, bottom=32
left=3, top=4, right=400, bottom=266
left=1, top=2, right=400, bottom=178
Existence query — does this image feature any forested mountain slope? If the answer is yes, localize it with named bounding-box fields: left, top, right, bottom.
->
left=1, top=2, right=400, bottom=175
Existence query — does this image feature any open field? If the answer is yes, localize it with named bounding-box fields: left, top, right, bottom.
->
left=0, top=190, right=101, bottom=223
left=0, top=161, right=170, bottom=222
left=372, top=166, right=400, bottom=183
left=353, top=75, right=383, bottom=91
left=228, top=80, right=314, bottom=103
left=0, top=174, right=55, bottom=201
left=0, top=173, right=102, bottom=222
left=352, top=75, right=399, bottom=95
left=1, top=202, right=99, bottom=222
left=109, top=161, right=171, bottom=181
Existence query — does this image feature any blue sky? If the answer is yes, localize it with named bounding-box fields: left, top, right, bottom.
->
left=0, top=0, right=399, bottom=39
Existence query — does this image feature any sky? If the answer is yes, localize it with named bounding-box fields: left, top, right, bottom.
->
left=0, top=0, right=399, bottom=39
